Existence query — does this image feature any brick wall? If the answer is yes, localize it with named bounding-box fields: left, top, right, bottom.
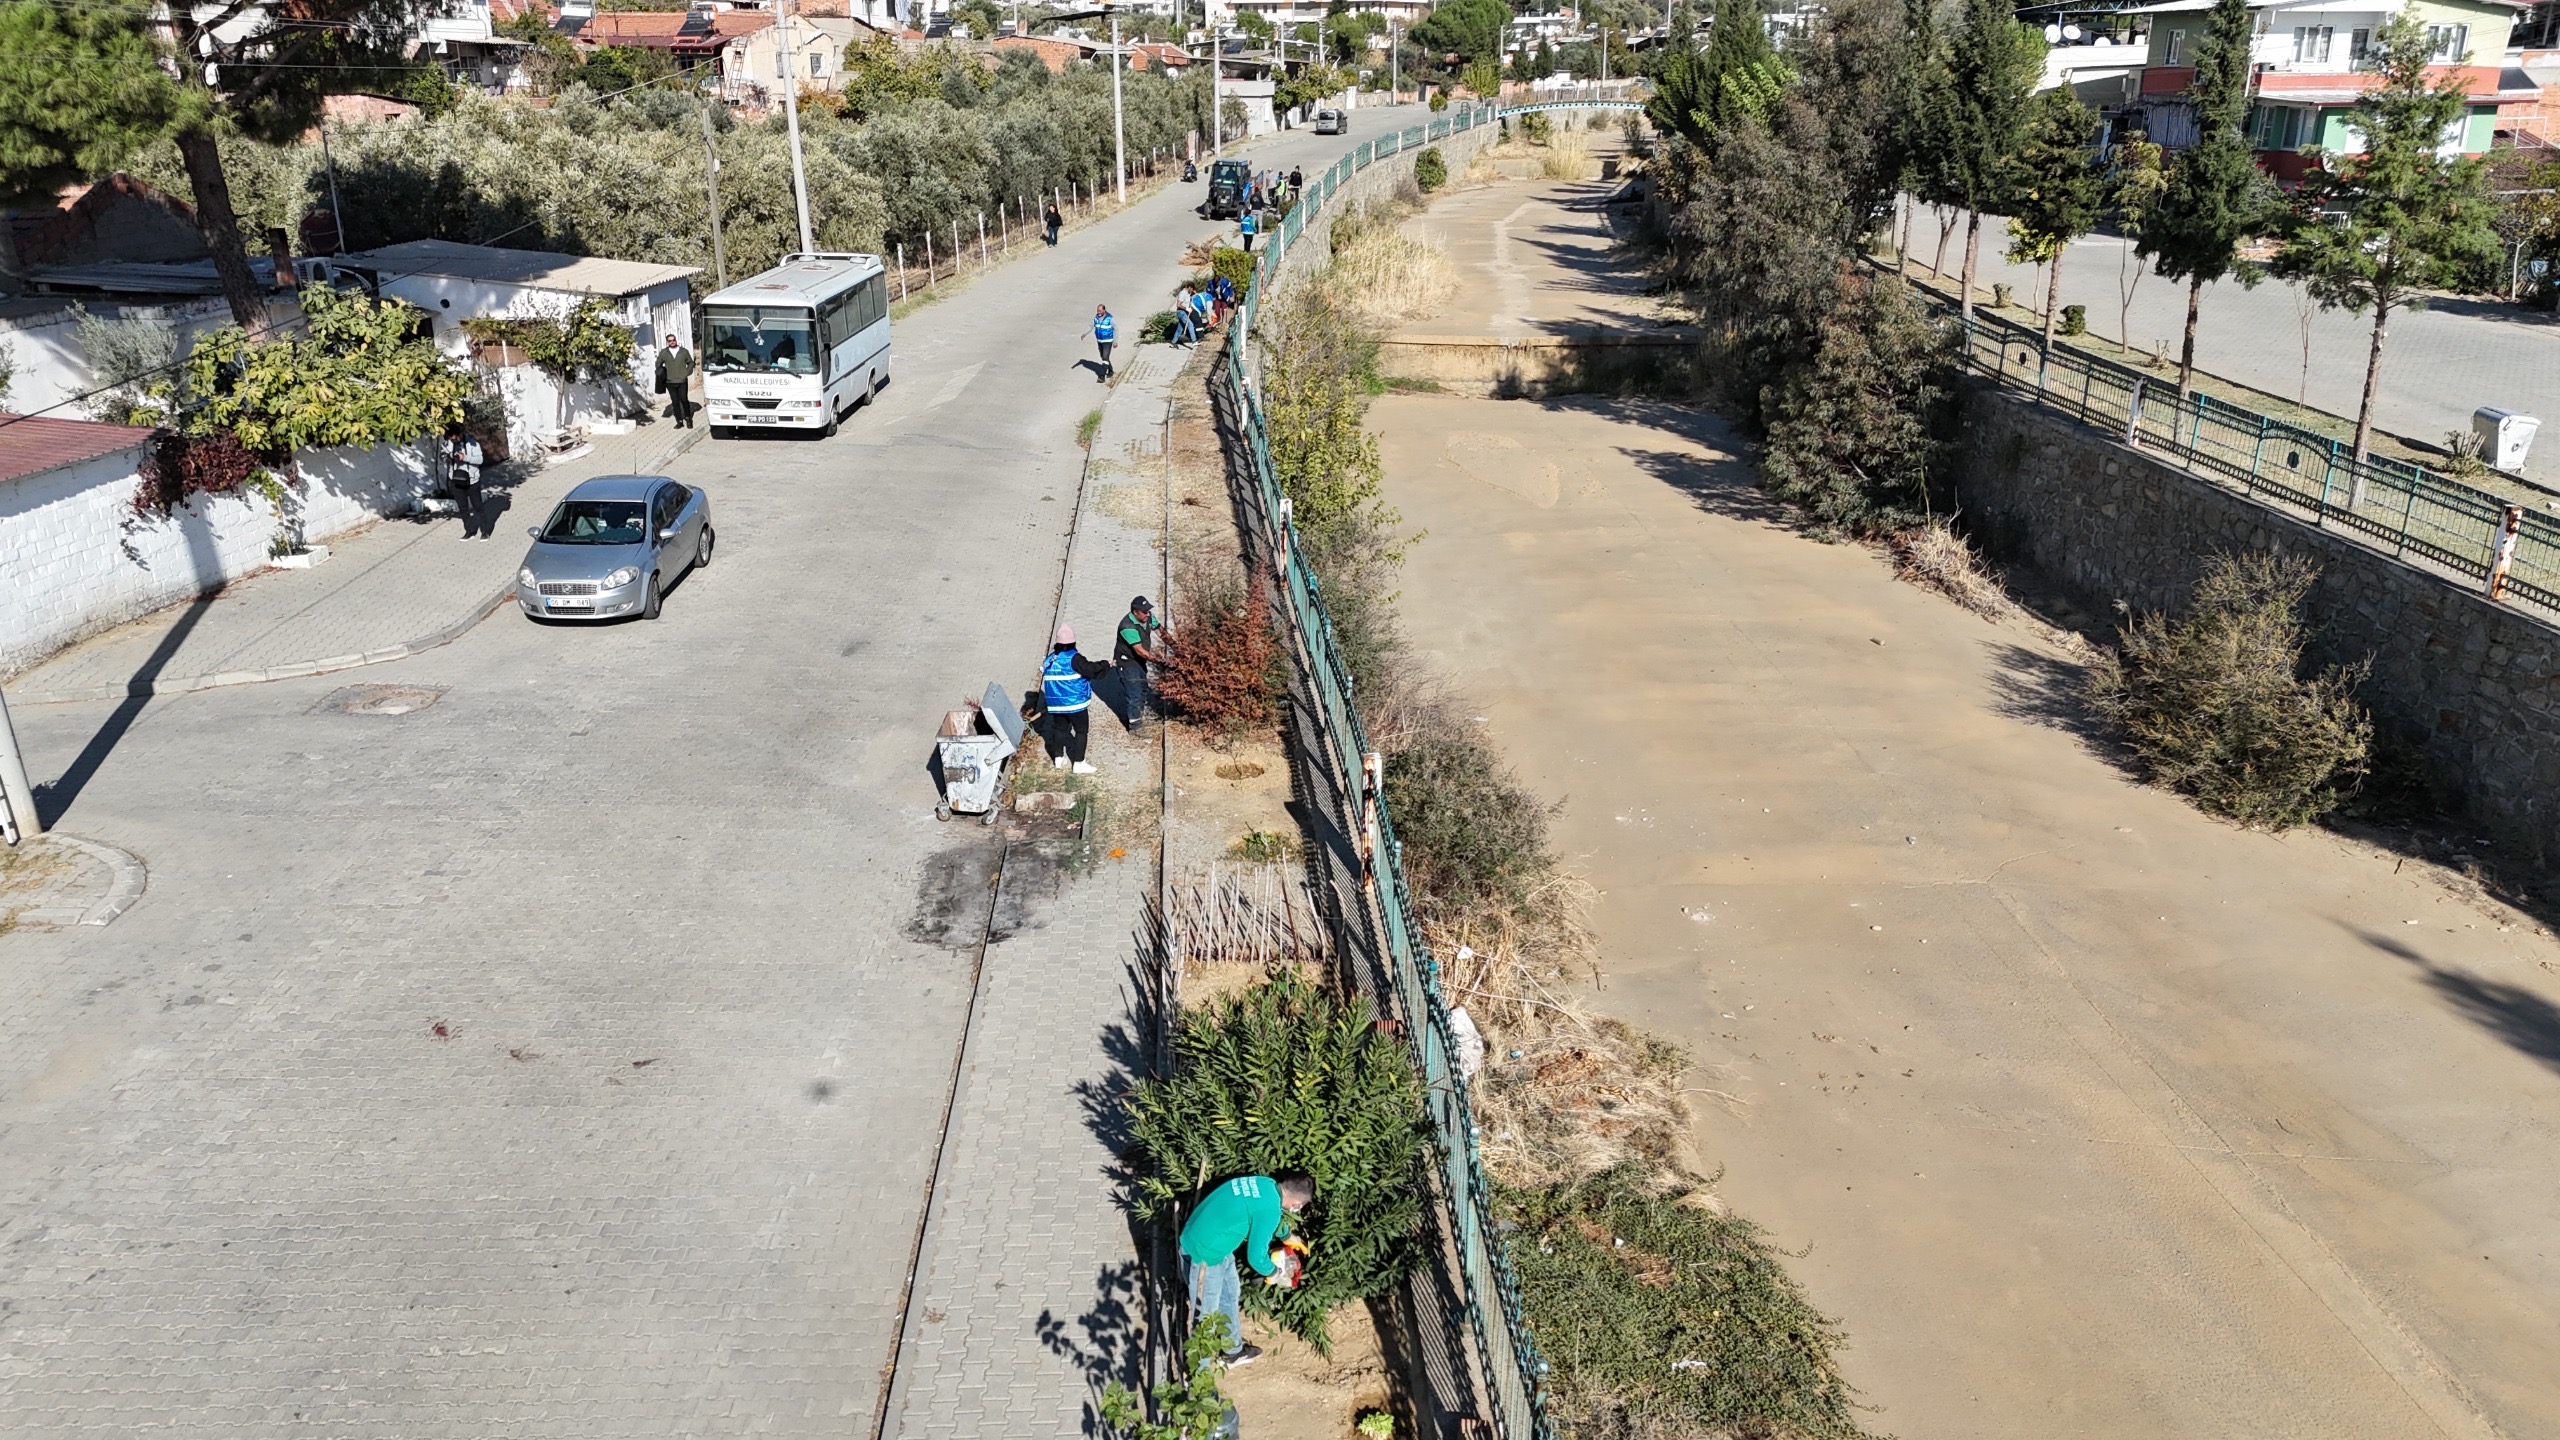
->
left=1, top=442, right=431, bottom=676
left=1957, top=385, right=2560, bottom=864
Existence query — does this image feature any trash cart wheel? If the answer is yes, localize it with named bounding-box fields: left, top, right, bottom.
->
left=935, top=801, right=953, bottom=821
left=982, top=806, right=1002, bottom=827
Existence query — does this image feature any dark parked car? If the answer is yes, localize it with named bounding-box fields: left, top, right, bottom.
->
left=516, top=474, right=713, bottom=622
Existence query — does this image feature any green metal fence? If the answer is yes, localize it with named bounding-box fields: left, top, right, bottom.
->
left=1219, top=103, right=1558, bottom=1440
left=1953, top=308, right=2560, bottom=620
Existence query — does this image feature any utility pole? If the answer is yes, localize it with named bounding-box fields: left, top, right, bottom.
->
left=0, top=682, right=41, bottom=841
left=778, top=0, right=816, bottom=257
left=1211, top=16, right=1223, bottom=155
left=699, top=101, right=729, bottom=287
left=1390, top=20, right=1397, bottom=102
left=1110, top=6, right=1128, bottom=204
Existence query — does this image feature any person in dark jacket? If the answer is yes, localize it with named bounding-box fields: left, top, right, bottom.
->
left=1111, top=595, right=1171, bottom=731
left=654, top=333, right=696, bottom=429
left=1041, top=624, right=1111, bottom=773
left=1045, top=202, right=1063, bottom=246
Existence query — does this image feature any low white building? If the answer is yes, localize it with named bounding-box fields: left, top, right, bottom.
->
left=326, top=241, right=699, bottom=448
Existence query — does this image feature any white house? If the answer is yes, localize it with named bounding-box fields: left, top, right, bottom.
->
left=326, top=240, right=698, bottom=448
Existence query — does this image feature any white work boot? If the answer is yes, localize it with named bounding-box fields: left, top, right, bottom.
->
left=1054, top=756, right=1070, bottom=770
left=1073, top=761, right=1097, bottom=775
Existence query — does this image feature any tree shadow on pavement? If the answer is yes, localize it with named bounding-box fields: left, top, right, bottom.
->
left=1035, top=1257, right=1149, bottom=1439
left=1982, top=641, right=2120, bottom=753
left=2348, top=924, right=2560, bottom=1077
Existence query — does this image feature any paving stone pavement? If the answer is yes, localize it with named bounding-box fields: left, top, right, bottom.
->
left=880, top=342, right=1188, bottom=1440
left=8, top=421, right=705, bottom=703
left=0, top=111, right=1401, bottom=1440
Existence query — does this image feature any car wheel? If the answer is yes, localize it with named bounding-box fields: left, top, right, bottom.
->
left=696, top=525, right=714, bottom=570
left=642, top=573, right=662, bottom=620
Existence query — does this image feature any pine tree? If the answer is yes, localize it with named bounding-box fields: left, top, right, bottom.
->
left=2273, top=9, right=2499, bottom=464
left=162, top=0, right=453, bottom=328
left=1646, top=0, right=1790, bottom=154
left=2003, top=87, right=2105, bottom=370
left=1893, top=0, right=1954, bottom=271
left=1940, top=0, right=2042, bottom=324
left=2139, top=0, right=2269, bottom=397
left=0, top=2, right=194, bottom=209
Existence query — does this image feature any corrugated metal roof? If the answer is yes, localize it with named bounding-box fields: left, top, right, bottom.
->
left=22, top=256, right=286, bottom=297
left=335, top=240, right=698, bottom=297
left=0, top=414, right=154, bottom=486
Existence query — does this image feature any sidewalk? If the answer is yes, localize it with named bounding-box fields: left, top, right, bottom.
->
left=7, top=418, right=704, bottom=705
left=879, top=340, right=1185, bottom=1438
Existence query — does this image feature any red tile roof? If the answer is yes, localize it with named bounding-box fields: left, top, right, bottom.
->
left=487, top=0, right=554, bottom=21
left=0, top=415, right=155, bottom=486
left=578, top=11, right=688, bottom=45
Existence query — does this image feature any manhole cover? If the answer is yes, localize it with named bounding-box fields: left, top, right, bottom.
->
left=315, top=684, right=447, bottom=716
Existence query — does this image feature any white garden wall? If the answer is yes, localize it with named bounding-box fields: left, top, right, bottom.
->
left=1, top=440, right=431, bottom=677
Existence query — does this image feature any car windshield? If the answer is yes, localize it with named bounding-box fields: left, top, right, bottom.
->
left=539, top=499, right=647, bottom=545
left=703, top=306, right=817, bottom=375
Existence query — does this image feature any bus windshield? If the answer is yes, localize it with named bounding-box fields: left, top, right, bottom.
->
left=704, top=306, right=817, bottom=376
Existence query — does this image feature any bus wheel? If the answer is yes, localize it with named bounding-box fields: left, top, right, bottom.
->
left=820, top=407, right=839, bottom=440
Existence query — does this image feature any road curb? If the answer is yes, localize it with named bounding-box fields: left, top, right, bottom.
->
left=42, top=832, right=148, bottom=926
left=14, top=429, right=711, bottom=708
left=13, top=591, right=513, bottom=707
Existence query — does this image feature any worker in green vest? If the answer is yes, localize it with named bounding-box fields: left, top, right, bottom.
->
left=1111, top=594, right=1171, bottom=731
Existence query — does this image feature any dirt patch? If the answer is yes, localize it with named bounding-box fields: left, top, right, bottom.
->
left=1221, top=1299, right=1392, bottom=1440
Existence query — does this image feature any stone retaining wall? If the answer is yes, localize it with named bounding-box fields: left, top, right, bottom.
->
left=1957, top=384, right=2560, bottom=865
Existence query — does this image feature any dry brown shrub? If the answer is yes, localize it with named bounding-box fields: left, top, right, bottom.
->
left=1329, top=205, right=1457, bottom=330
left=1158, top=555, right=1280, bottom=735
left=1888, top=520, right=2011, bottom=618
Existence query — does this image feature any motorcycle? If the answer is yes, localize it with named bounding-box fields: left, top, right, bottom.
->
left=1182, top=159, right=1199, bottom=183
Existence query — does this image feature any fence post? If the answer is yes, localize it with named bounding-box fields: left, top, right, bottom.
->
left=978, top=211, right=988, bottom=266
left=895, top=241, right=906, bottom=300
left=2488, top=506, right=2524, bottom=599
left=2125, top=378, right=2145, bottom=449
left=2079, top=355, right=2095, bottom=425
left=2246, top=415, right=2267, bottom=497
left=924, top=230, right=934, bottom=285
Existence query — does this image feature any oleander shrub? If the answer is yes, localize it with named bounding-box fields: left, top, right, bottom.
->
left=1125, top=969, right=1428, bottom=1351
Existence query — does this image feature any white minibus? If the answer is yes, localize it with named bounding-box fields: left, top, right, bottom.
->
left=700, top=252, right=890, bottom=437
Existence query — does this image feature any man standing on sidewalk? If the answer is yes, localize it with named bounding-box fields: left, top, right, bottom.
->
left=1093, top=304, right=1117, bottom=382
left=1178, top=1172, right=1313, bottom=1368
left=655, top=333, right=697, bottom=430
left=1111, top=595, right=1170, bottom=731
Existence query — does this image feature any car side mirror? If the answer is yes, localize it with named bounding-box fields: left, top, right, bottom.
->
left=658, top=527, right=677, bottom=541
left=527, top=526, right=541, bottom=538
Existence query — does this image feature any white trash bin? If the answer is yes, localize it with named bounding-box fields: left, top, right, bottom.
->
left=934, top=680, right=1026, bottom=824
left=2472, top=408, right=2541, bottom=472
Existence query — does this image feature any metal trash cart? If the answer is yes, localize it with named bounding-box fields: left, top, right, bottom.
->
left=934, top=681, right=1026, bottom=824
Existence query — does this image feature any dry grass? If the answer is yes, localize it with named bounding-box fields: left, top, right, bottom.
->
left=1538, top=129, right=1594, bottom=181
left=1427, top=877, right=1697, bottom=1189
left=1329, top=208, right=1457, bottom=331
left=1888, top=521, right=2013, bottom=619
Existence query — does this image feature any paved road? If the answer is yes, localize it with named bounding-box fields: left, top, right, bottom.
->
left=1906, top=201, right=2560, bottom=487
left=0, top=112, right=1394, bottom=1438
left=1381, top=174, right=2560, bottom=1439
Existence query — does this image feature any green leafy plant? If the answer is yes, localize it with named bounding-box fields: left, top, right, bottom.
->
left=1504, top=1166, right=1871, bottom=1440
left=1759, top=273, right=1954, bottom=535
left=1428, top=88, right=1449, bottom=113
left=1126, top=969, right=1428, bottom=1351
left=1077, top=408, right=1103, bottom=449
left=1520, top=111, right=1552, bottom=145
left=2059, top=303, right=2086, bottom=336
left=1142, top=309, right=1183, bottom=343
left=1355, top=1410, right=1394, bottom=1439
left=1100, top=1314, right=1237, bottom=1440
left=172, top=285, right=474, bottom=459
left=2139, top=0, right=2271, bottom=394
left=1230, top=829, right=1300, bottom=863
left=1264, top=290, right=1399, bottom=556
left=2088, top=553, right=2372, bottom=829
left=71, top=302, right=180, bottom=426
left=460, top=297, right=634, bottom=427
left=1413, top=146, right=1447, bottom=192
left=1211, top=246, right=1256, bottom=290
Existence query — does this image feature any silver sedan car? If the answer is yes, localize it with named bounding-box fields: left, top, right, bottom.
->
left=516, top=474, right=714, bottom=621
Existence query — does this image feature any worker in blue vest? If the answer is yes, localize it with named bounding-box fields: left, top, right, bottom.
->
left=1041, top=624, right=1111, bottom=774
left=1093, top=303, right=1117, bottom=383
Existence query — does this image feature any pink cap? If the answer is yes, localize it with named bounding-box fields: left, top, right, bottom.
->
left=1055, top=624, right=1075, bottom=644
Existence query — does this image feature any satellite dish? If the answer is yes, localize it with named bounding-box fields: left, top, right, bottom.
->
left=2044, top=22, right=2062, bottom=42
left=2064, top=22, right=2083, bottom=40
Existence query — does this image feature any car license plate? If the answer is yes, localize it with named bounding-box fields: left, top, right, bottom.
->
left=743, top=414, right=779, bottom=424
left=550, top=596, right=592, bottom=610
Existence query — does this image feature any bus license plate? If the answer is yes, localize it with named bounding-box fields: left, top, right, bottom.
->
left=742, top=414, right=779, bottom=424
